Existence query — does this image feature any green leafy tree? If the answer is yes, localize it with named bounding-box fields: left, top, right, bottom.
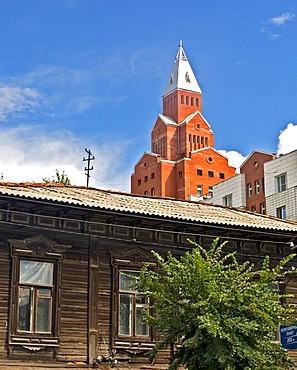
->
left=43, top=169, right=71, bottom=185
left=137, top=238, right=297, bottom=370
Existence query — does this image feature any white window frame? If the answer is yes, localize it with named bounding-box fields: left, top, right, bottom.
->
left=255, top=180, right=260, bottom=194
left=247, top=183, right=252, bottom=197
left=197, top=184, right=203, bottom=197
left=276, top=173, right=287, bottom=193
left=223, top=194, right=232, bottom=207
left=276, top=205, right=286, bottom=220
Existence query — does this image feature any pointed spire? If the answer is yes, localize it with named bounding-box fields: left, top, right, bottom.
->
left=163, top=41, right=202, bottom=97
left=176, top=40, right=187, bottom=61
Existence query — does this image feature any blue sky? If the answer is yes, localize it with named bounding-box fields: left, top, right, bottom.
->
left=1, top=0, right=297, bottom=190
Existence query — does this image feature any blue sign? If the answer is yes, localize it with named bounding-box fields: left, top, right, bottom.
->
left=280, top=325, right=297, bottom=349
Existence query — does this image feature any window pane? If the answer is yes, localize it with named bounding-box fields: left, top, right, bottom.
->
left=36, top=292, right=52, bottom=332
left=18, top=287, right=31, bottom=331
left=119, top=294, right=132, bottom=335
left=20, top=261, right=53, bottom=285
left=119, top=271, right=139, bottom=291
left=135, top=306, right=148, bottom=336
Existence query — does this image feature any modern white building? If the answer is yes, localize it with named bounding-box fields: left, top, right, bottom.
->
left=210, top=174, right=246, bottom=208
left=265, top=149, right=297, bottom=221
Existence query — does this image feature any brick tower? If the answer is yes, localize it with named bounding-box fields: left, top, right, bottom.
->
left=131, top=42, right=236, bottom=200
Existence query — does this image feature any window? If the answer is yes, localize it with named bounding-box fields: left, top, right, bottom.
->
left=247, top=183, right=252, bottom=197
left=178, top=171, right=183, bottom=179
left=151, top=172, right=155, bottom=180
left=118, top=270, right=149, bottom=337
left=201, top=137, right=204, bottom=145
left=111, top=251, right=156, bottom=350
left=181, top=95, right=184, bottom=104
left=17, top=261, right=53, bottom=333
left=260, top=202, right=266, bottom=214
left=255, top=180, right=260, bottom=194
left=151, top=188, right=155, bottom=196
left=138, top=179, right=141, bottom=186
left=189, top=134, right=192, bottom=142
left=276, top=206, right=286, bottom=220
left=208, top=171, right=214, bottom=178
left=144, top=191, right=148, bottom=195
left=251, top=205, right=256, bottom=212
left=205, top=137, right=208, bottom=146
left=223, top=194, right=232, bottom=207
left=196, top=98, right=199, bottom=107
left=144, top=176, right=148, bottom=183
left=276, top=173, right=287, bottom=193
left=197, top=184, right=203, bottom=197
left=186, top=96, right=189, bottom=105
left=219, top=173, right=225, bottom=179
left=197, top=169, right=203, bottom=176
left=191, top=97, right=194, bottom=106
left=208, top=186, right=213, bottom=197
left=9, top=236, right=70, bottom=350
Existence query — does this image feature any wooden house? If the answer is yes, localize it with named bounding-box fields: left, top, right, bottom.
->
left=0, top=184, right=297, bottom=369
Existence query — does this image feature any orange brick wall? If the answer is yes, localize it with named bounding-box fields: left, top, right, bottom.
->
left=184, top=149, right=236, bottom=198
left=131, top=154, right=162, bottom=196
left=163, top=90, right=202, bottom=124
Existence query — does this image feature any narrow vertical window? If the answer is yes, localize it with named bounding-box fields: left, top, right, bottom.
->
left=247, top=183, right=252, bottom=197
left=181, top=95, right=184, bottom=104
left=208, top=186, right=213, bottom=197
left=196, top=98, right=199, bottom=107
left=191, top=97, right=194, bottom=106
left=255, top=180, right=260, bottom=194
left=197, top=184, right=203, bottom=197
left=276, top=206, right=286, bottom=220
left=186, top=96, right=189, bottom=105
left=260, top=203, right=266, bottom=214
left=276, top=174, right=287, bottom=193
left=223, top=194, right=232, bottom=207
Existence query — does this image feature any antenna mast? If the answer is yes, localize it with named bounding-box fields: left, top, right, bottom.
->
left=83, top=148, right=95, bottom=187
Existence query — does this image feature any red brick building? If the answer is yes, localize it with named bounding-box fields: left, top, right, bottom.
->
left=240, top=150, right=276, bottom=213
left=131, top=42, right=236, bottom=200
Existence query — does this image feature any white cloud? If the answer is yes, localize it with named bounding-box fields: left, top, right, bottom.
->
left=268, top=12, right=295, bottom=26
left=0, top=86, right=41, bottom=121
left=218, top=150, right=246, bottom=173
left=0, top=125, right=131, bottom=191
left=277, top=123, right=297, bottom=156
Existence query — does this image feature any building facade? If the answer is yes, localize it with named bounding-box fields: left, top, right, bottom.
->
left=210, top=150, right=275, bottom=212
left=131, top=42, right=236, bottom=200
left=1, top=184, right=297, bottom=369
left=265, top=149, right=297, bottom=221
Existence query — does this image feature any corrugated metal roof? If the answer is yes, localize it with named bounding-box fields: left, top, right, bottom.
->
left=0, top=184, right=297, bottom=233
